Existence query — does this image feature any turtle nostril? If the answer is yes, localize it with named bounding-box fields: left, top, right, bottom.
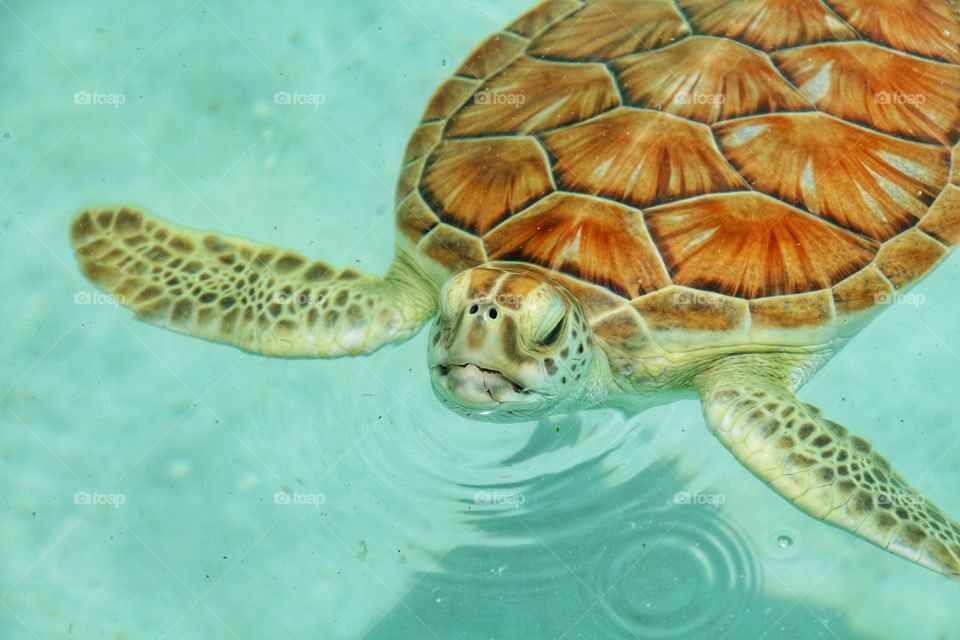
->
left=438, top=365, right=450, bottom=376
left=468, top=304, right=479, bottom=315
left=488, top=308, right=498, bottom=319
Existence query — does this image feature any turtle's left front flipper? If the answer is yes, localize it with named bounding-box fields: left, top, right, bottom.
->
left=70, top=206, right=437, bottom=358
left=698, top=362, right=960, bottom=579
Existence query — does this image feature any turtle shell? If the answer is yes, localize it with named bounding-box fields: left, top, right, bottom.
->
left=396, top=0, right=960, bottom=348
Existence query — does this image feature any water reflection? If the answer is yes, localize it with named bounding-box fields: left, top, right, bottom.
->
left=583, top=505, right=758, bottom=639
left=364, top=414, right=872, bottom=640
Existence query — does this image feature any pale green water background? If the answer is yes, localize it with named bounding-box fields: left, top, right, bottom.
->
left=2, top=1, right=960, bottom=638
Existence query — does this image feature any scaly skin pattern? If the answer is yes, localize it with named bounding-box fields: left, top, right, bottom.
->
left=696, top=356, right=960, bottom=578
left=71, top=207, right=437, bottom=358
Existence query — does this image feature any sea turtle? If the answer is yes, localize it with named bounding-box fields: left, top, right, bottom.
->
left=71, top=0, right=960, bottom=578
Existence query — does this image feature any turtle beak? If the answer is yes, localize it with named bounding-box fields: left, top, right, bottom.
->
left=428, top=299, right=542, bottom=411
left=434, top=362, right=534, bottom=407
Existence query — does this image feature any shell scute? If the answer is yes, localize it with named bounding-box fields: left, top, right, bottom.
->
left=403, top=122, right=444, bottom=165
left=749, top=291, right=836, bottom=330
left=446, top=57, right=620, bottom=136
left=418, top=224, right=488, bottom=275
left=920, top=185, right=960, bottom=246
left=396, top=192, right=439, bottom=249
left=592, top=307, right=658, bottom=356
left=457, top=32, right=529, bottom=79
left=715, top=113, right=950, bottom=242
left=421, top=137, right=554, bottom=235
left=643, top=193, right=878, bottom=299
left=508, top=0, right=583, bottom=38
left=832, top=266, right=895, bottom=317
left=772, top=43, right=960, bottom=146
left=676, top=0, right=856, bottom=51
left=484, top=193, right=670, bottom=298
left=541, top=108, right=747, bottom=208
left=633, top=287, right=749, bottom=334
left=874, top=230, right=948, bottom=289
left=422, top=77, right=480, bottom=122
left=396, top=155, right=427, bottom=201
left=612, top=36, right=812, bottom=124
left=528, top=0, right=690, bottom=61
left=828, top=0, right=960, bottom=64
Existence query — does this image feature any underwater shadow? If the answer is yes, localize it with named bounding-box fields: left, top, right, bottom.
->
left=364, top=420, right=877, bottom=640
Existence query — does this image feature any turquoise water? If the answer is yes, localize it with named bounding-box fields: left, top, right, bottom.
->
left=2, top=1, right=960, bottom=638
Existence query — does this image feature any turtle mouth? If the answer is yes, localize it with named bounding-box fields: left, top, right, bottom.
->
left=434, top=362, right=535, bottom=406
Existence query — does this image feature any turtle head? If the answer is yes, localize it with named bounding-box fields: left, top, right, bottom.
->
left=427, top=266, right=596, bottom=422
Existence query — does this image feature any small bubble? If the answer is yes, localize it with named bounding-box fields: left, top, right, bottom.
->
left=251, top=101, right=272, bottom=119
left=238, top=472, right=259, bottom=491
left=3, top=133, right=9, bottom=138
left=166, top=459, right=191, bottom=480
left=775, top=534, right=793, bottom=549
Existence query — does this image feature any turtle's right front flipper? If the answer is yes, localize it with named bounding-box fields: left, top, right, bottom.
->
left=698, top=361, right=960, bottom=579
left=70, top=207, right=436, bottom=358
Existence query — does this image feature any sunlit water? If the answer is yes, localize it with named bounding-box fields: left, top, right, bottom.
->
left=2, top=2, right=960, bottom=639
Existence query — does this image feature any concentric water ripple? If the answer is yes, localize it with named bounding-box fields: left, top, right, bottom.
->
left=253, top=343, right=633, bottom=558
left=583, top=505, right=760, bottom=640
left=254, top=344, right=763, bottom=638
left=362, top=422, right=768, bottom=639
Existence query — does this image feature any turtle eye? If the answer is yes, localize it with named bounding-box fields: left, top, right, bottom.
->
left=539, top=318, right=565, bottom=347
